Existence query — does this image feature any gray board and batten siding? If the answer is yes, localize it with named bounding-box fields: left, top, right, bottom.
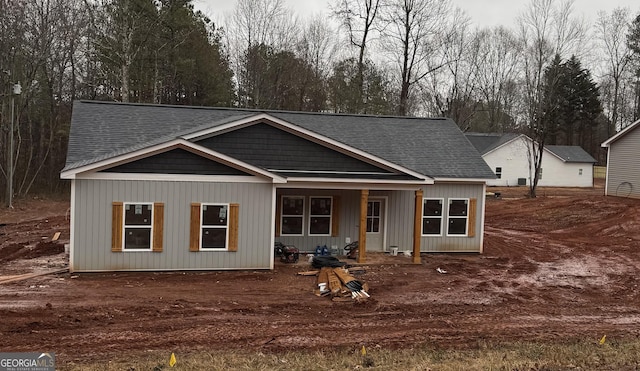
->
left=64, top=101, right=496, bottom=272
left=605, top=124, right=640, bottom=199
left=72, top=179, right=273, bottom=272
left=275, top=183, right=485, bottom=255
left=387, top=183, right=485, bottom=253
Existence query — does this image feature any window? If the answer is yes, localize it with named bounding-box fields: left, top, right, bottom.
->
left=495, top=167, right=502, bottom=179
left=367, top=200, right=381, bottom=233
left=579, top=168, right=583, bottom=176
left=112, top=202, right=164, bottom=252
left=200, top=204, right=228, bottom=249
left=538, top=167, right=543, bottom=180
left=124, top=203, right=153, bottom=250
left=281, top=196, right=304, bottom=235
left=447, top=199, right=469, bottom=236
left=422, top=199, right=443, bottom=235
left=189, top=203, right=239, bottom=252
left=309, top=197, right=332, bottom=235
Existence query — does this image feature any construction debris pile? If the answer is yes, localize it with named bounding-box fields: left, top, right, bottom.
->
left=296, top=256, right=370, bottom=301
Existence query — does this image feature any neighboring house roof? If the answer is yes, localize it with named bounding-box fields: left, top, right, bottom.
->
left=601, top=119, right=640, bottom=147
left=546, top=145, right=596, bottom=163
left=63, top=101, right=495, bottom=180
left=465, top=132, right=521, bottom=155
left=465, top=132, right=595, bottom=163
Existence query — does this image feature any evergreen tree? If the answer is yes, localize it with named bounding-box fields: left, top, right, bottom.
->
left=327, top=57, right=394, bottom=115
left=541, top=55, right=603, bottom=154
left=238, top=43, right=325, bottom=111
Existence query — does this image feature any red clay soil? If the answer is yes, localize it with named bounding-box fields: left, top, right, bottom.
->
left=1, top=185, right=640, bottom=365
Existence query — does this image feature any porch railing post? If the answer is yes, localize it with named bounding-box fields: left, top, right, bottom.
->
left=357, top=189, right=368, bottom=263
left=413, top=189, right=423, bottom=264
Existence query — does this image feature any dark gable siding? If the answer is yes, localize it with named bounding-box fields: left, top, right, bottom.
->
left=101, top=148, right=250, bottom=175
left=196, top=122, right=394, bottom=174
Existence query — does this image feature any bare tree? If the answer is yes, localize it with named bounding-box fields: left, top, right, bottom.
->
left=517, top=0, right=585, bottom=197
left=472, top=27, right=521, bottom=133
left=298, top=16, right=338, bottom=80
left=332, top=0, right=383, bottom=112
left=422, top=9, right=479, bottom=128
left=381, top=0, right=452, bottom=116
left=225, top=0, right=300, bottom=108
left=595, top=8, right=632, bottom=135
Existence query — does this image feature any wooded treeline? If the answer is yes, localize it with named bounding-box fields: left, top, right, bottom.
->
left=1, top=0, right=640, bottom=200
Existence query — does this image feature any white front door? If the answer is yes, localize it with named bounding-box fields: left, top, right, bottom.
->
left=366, top=199, right=385, bottom=251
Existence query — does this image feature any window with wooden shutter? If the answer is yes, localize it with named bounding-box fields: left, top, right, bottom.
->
left=190, top=202, right=239, bottom=252
left=152, top=203, right=164, bottom=252
left=112, top=202, right=123, bottom=252
left=113, top=201, right=161, bottom=252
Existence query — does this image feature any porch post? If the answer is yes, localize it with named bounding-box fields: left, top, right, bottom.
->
left=413, top=189, right=423, bottom=264
left=357, top=189, right=368, bottom=263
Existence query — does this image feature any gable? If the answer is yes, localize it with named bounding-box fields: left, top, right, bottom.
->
left=101, top=148, right=251, bottom=176
left=194, top=122, right=406, bottom=177
left=602, top=119, right=640, bottom=147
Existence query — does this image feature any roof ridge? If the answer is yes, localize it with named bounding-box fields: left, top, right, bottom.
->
left=76, top=100, right=450, bottom=121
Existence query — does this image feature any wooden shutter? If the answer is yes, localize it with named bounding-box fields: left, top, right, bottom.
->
left=275, top=195, right=282, bottom=237
left=228, top=203, right=239, bottom=252
left=189, top=203, right=201, bottom=252
left=468, top=198, right=477, bottom=238
left=152, top=202, right=164, bottom=252
left=111, top=202, right=123, bottom=252
left=331, top=196, right=340, bottom=237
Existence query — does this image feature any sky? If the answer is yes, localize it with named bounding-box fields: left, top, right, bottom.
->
left=193, top=0, right=640, bottom=29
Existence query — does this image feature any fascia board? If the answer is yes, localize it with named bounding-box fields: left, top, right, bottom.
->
left=279, top=181, right=430, bottom=191
left=60, top=138, right=286, bottom=183
left=283, top=177, right=433, bottom=185
left=433, top=177, right=494, bottom=183
left=601, top=119, right=640, bottom=147
left=181, top=112, right=432, bottom=182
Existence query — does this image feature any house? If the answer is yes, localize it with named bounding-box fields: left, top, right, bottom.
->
left=61, top=101, right=495, bottom=272
left=465, top=133, right=596, bottom=188
left=601, top=119, right=640, bottom=199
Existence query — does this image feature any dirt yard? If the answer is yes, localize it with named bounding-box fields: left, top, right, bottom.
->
left=1, top=183, right=640, bottom=365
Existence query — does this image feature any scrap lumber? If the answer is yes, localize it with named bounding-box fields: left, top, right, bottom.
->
left=297, top=270, right=320, bottom=276
left=312, top=266, right=370, bottom=301
left=0, top=268, right=68, bottom=285
left=326, top=269, right=342, bottom=295
left=52, top=232, right=61, bottom=241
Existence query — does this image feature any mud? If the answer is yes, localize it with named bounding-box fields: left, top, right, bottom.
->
left=1, top=185, right=639, bottom=364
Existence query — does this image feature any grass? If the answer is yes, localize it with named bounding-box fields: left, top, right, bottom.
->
left=60, top=339, right=640, bottom=370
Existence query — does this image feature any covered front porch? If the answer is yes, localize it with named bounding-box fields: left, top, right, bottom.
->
left=273, top=184, right=426, bottom=264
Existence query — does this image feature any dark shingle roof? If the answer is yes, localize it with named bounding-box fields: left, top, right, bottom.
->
left=546, top=145, right=596, bottom=163
left=64, top=101, right=495, bottom=179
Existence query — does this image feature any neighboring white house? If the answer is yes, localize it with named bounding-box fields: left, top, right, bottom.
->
left=466, top=133, right=596, bottom=187
left=601, top=119, right=640, bottom=199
